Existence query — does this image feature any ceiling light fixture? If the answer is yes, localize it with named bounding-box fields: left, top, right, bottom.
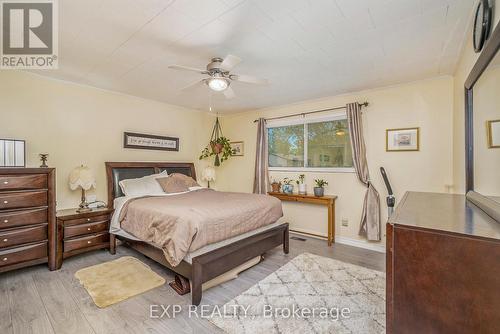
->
left=207, top=74, right=229, bottom=92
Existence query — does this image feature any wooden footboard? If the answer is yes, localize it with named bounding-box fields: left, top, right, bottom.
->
left=115, top=222, right=289, bottom=305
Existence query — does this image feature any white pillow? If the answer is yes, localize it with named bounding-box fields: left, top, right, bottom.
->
left=119, top=171, right=167, bottom=197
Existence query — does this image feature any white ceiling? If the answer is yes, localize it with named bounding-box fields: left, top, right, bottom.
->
left=30, top=0, right=474, bottom=113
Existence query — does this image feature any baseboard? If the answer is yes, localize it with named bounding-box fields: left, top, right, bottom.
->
left=335, top=236, right=386, bottom=253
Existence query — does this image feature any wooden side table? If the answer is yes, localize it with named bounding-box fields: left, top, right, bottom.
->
left=268, top=192, right=337, bottom=246
left=55, top=207, right=114, bottom=269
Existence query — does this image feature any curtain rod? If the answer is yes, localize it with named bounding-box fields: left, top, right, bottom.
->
left=253, top=102, right=369, bottom=123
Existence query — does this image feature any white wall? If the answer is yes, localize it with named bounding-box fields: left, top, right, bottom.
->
left=214, top=77, right=454, bottom=244
left=0, top=71, right=212, bottom=209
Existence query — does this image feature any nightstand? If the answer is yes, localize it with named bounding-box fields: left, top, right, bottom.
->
left=55, top=207, right=114, bottom=269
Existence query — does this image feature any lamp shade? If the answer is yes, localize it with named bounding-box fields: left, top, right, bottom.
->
left=201, top=166, right=216, bottom=182
left=69, top=165, right=96, bottom=191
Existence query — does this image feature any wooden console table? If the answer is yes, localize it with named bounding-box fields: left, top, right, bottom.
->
left=268, top=192, right=337, bottom=246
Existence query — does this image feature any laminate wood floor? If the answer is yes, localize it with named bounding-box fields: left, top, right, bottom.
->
left=0, top=234, right=385, bottom=334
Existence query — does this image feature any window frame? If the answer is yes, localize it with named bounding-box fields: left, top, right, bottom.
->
left=267, top=111, right=356, bottom=173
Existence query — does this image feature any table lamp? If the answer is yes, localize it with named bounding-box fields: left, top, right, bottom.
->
left=69, top=165, right=96, bottom=212
left=202, top=166, right=216, bottom=188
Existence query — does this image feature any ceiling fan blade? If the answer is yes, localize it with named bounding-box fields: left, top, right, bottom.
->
left=181, top=79, right=206, bottom=91
left=220, top=55, right=241, bottom=72
left=223, top=86, right=236, bottom=99
left=168, top=65, right=207, bottom=74
left=230, top=74, right=268, bottom=85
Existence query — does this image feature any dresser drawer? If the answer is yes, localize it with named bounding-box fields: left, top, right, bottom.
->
left=63, top=214, right=110, bottom=226
left=0, top=208, right=47, bottom=230
left=0, top=191, right=47, bottom=210
left=0, top=225, right=47, bottom=249
left=0, top=174, right=47, bottom=190
left=64, top=233, right=109, bottom=253
left=0, top=241, right=47, bottom=268
left=64, top=221, right=108, bottom=239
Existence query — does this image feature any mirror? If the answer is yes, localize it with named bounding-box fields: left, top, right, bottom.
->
left=0, top=139, right=25, bottom=167
left=472, top=50, right=500, bottom=199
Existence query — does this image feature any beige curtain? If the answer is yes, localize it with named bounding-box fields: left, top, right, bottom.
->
left=253, top=118, right=270, bottom=194
left=346, top=103, right=381, bottom=241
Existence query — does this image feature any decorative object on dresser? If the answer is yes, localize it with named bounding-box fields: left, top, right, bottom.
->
left=268, top=191, right=337, bottom=246
left=39, top=153, right=49, bottom=167
left=55, top=207, right=114, bottom=269
left=201, top=166, right=216, bottom=188
left=0, top=168, right=56, bottom=273
left=386, top=127, right=420, bottom=152
left=69, top=165, right=96, bottom=213
left=313, top=178, right=328, bottom=197
left=229, top=141, right=244, bottom=156
left=123, top=132, right=179, bottom=152
left=0, top=139, right=25, bottom=167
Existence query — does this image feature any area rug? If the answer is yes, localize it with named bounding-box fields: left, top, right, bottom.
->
left=209, top=253, right=385, bottom=334
left=75, top=256, right=165, bottom=308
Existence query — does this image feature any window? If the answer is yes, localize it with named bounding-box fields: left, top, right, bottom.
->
left=267, top=113, right=354, bottom=172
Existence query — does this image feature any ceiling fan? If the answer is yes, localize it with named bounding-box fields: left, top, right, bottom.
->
left=168, top=55, right=268, bottom=99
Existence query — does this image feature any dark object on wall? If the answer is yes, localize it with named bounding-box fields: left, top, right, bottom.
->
left=464, top=19, right=500, bottom=192
left=387, top=192, right=500, bottom=333
left=473, top=0, right=492, bottom=53
left=123, top=132, right=179, bottom=152
left=39, top=154, right=49, bottom=168
left=105, top=161, right=289, bottom=305
left=0, top=139, right=25, bottom=167
left=0, top=168, right=57, bottom=273
left=380, top=167, right=395, bottom=217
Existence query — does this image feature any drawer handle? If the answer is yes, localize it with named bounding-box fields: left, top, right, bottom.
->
left=2, top=238, right=7, bottom=242
left=87, top=241, right=92, bottom=244
left=87, top=227, right=91, bottom=231
left=2, top=257, right=7, bottom=261
left=3, top=181, right=8, bottom=185
left=3, top=201, right=8, bottom=204
left=2, top=220, right=7, bottom=223
left=87, top=218, right=91, bottom=222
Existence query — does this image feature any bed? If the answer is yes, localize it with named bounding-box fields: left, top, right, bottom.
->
left=105, top=162, right=289, bottom=305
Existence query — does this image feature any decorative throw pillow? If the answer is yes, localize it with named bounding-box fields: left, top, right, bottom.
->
left=119, top=171, right=167, bottom=197
left=156, top=174, right=200, bottom=194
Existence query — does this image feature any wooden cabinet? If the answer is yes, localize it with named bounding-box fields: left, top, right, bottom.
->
left=56, top=207, right=114, bottom=269
left=387, top=192, right=500, bottom=333
left=0, top=168, right=56, bottom=273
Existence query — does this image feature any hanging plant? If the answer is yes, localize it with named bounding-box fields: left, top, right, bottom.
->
left=199, top=117, right=234, bottom=166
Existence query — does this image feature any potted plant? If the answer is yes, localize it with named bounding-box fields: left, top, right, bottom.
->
left=282, top=178, right=294, bottom=194
left=296, top=174, right=306, bottom=194
left=314, top=179, right=328, bottom=197
left=271, top=179, right=281, bottom=193
left=199, top=118, right=234, bottom=166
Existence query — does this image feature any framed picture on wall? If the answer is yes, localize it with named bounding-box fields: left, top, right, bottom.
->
left=487, top=120, right=500, bottom=148
left=123, top=132, right=179, bottom=151
left=230, top=141, right=244, bottom=156
left=0, top=139, right=25, bottom=167
left=386, top=127, right=420, bottom=152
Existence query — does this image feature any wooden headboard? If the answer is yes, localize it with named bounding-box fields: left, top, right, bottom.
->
left=105, top=162, right=196, bottom=207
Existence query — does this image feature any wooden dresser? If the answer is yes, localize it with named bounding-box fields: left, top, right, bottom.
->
left=387, top=192, right=500, bottom=333
left=56, top=207, right=114, bottom=269
left=0, top=168, right=56, bottom=273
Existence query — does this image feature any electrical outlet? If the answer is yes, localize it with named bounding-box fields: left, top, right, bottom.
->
left=341, top=218, right=348, bottom=227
